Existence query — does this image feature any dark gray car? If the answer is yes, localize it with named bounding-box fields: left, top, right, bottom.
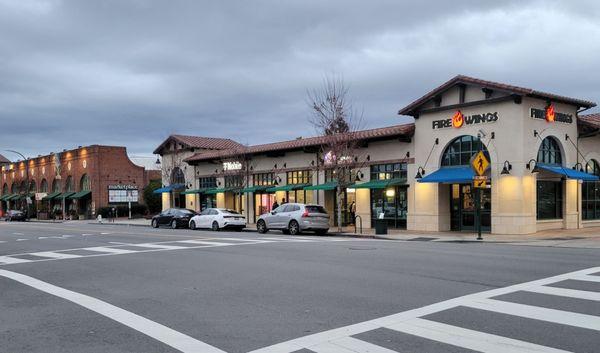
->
left=256, top=203, right=329, bottom=235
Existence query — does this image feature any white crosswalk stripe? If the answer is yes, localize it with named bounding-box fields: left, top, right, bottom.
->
left=126, top=243, right=189, bottom=250
left=29, top=251, right=82, bottom=259
left=0, top=256, right=31, bottom=265
left=84, top=246, right=138, bottom=254
left=176, top=240, right=235, bottom=246
left=248, top=266, right=600, bottom=353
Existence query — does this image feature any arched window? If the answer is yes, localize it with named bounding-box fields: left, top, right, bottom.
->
left=40, top=179, right=48, bottom=193
left=65, top=176, right=74, bottom=192
left=80, top=174, right=90, bottom=191
left=19, top=181, right=26, bottom=193
left=11, top=182, right=17, bottom=193
left=583, top=159, right=600, bottom=220
left=29, top=180, right=36, bottom=193
left=586, top=160, right=600, bottom=176
left=2, top=183, right=8, bottom=195
left=537, top=137, right=562, bottom=165
left=441, top=135, right=489, bottom=167
left=52, top=179, right=61, bottom=193
left=171, top=167, right=185, bottom=185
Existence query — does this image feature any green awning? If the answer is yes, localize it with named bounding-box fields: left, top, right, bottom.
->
left=180, top=188, right=209, bottom=195
left=7, top=194, right=21, bottom=201
left=266, top=183, right=312, bottom=192
left=42, top=191, right=62, bottom=200
left=204, top=187, right=238, bottom=195
left=0, top=194, right=16, bottom=201
left=304, top=181, right=338, bottom=191
left=240, top=185, right=270, bottom=193
left=56, top=192, right=76, bottom=199
left=350, top=178, right=407, bottom=189
left=68, top=190, right=91, bottom=199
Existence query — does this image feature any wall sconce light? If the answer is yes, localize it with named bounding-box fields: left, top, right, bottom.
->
left=273, top=163, right=277, bottom=169
left=311, top=160, right=315, bottom=166
left=250, top=166, right=254, bottom=171
left=355, top=171, right=364, bottom=181
left=573, top=162, right=584, bottom=172
left=533, top=130, right=539, bottom=138
left=526, top=159, right=540, bottom=174
left=405, top=152, right=410, bottom=159
left=366, top=155, right=371, bottom=161
left=217, top=181, right=222, bottom=186
left=501, top=161, right=512, bottom=175
left=415, top=166, right=425, bottom=179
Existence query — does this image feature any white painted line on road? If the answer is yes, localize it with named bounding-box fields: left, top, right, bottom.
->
left=16, top=239, right=27, bottom=241
left=81, top=234, right=94, bottom=236
left=128, top=243, right=188, bottom=250
left=109, top=242, right=130, bottom=245
left=84, top=247, right=138, bottom=254
left=218, top=237, right=273, bottom=243
left=0, top=269, right=227, bottom=353
left=525, top=284, right=600, bottom=301
left=100, top=232, right=111, bottom=235
left=573, top=274, right=600, bottom=283
left=176, top=240, right=234, bottom=246
left=12, top=232, right=24, bottom=235
left=315, top=336, right=398, bottom=353
left=38, top=236, right=48, bottom=239
left=0, top=256, right=31, bottom=265
left=464, top=298, right=600, bottom=331
left=388, top=318, right=570, bottom=353
left=257, top=237, right=314, bottom=242
left=29, top=251, right=82, bottom=260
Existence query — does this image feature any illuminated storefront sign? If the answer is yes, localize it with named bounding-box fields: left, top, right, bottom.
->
left=432, top=110, right=498, bottom=129
left=223, top=161, right=242, bottom=171
left=530, top=105, right=572, bottom=124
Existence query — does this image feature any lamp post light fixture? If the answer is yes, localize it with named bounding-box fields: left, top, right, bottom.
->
left=500, top=161, right=512, bottom=175
left=415, top=166, right=425, bottom=179
left=572, top=162, right=584, bottom=172
left=526, top=159, right=540, bottom=174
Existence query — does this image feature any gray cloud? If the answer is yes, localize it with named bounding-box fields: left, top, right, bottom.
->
left=0, top=0, right=598, bottom=160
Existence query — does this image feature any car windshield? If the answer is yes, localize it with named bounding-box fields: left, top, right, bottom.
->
left=305, top=205, right=327, bottom=214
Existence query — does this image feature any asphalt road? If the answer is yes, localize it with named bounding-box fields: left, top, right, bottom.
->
left=0, top=221, right=598, bottom=353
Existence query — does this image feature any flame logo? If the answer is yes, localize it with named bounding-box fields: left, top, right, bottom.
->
left=452, top=111, right=464, bottom=128
left=546, top=104, right=555, bottom=122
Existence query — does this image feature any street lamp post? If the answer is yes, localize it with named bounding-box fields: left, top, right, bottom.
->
left=6, top=150, right=30, bottom=219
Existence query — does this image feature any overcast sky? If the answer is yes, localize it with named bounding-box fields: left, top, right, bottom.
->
left=1, top=0, right=599, bottom=163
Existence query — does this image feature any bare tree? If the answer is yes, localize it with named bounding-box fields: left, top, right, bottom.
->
left=307, top=75, right=364, bottom=232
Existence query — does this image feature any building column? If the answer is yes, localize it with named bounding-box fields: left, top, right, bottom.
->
left=216, top=192, right=226, bottom=208
left=355, top=188, right=371, bottom=229
left=161, top=193, right=170, bottom=211
left=185, top=193, right=197, bottom=211
left=492, top=174, right=537, bottom=234
left=408, top=182, right=449, bottom=232
left=564, top=179, right=580, bottom=229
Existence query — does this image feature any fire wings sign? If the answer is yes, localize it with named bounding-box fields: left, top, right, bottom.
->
left=530, top=104, right=573, bottom=124
left=432, top=110, right=499, bottom=130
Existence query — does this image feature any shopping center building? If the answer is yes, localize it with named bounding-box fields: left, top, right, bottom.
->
left=0, top=145, right=159, bottom=219
left=155, top=75, right=600, bottom=234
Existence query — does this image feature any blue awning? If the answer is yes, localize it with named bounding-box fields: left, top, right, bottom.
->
left=537, top=164, right=599, bottom=181
left=152, top=183, right=185, bottom=194
left=418, top=167, right=475, bottom=183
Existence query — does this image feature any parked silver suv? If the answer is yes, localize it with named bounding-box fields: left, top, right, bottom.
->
left=256, top=203, right=329, bottom=235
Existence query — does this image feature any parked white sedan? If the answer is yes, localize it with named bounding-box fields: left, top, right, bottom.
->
left=189, top=208, right=246, bottom=231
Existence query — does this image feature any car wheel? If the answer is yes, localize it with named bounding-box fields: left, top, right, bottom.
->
left=257, top=220, right=268, bottom=234
left=189, top=220, right=196, bottom=230
left=315, top=229, right=328, bottom=235
left=151, top=219, right=159, bottom=228
left=212, top=221, right=220, bottom=231
left=288, top=220, right=300, bottom=236
left=171, top=220, right=178, bottom=229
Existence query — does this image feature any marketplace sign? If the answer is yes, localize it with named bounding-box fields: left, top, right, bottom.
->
left=530, top=105, right=573, bottom=124
left=432, top=110, right=499, bottom=129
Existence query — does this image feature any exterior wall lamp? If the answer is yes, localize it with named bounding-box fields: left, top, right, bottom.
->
left=526, top=159, right=540, bottom=174
left=415, top=166, right=425, bottom=179
left=572, top=162, right=584, bottom=172
left=355, top=171, right=364, bottom=181
left=500, top=161, right=512, bottom=175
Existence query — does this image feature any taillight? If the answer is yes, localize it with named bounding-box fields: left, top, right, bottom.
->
left=302, top=211, right=309, bottom=218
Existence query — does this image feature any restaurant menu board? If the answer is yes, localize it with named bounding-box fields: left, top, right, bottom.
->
left=108, top=185, right=139, bottom=203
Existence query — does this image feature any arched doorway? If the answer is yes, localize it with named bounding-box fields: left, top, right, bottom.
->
left=441, top=135, right=491, bottom=232
left=536, top=137, right=563, bottom=220
left=170, top=167, right=186, bottom=208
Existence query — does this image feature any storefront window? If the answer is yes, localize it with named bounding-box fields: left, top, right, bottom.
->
left=370, top=187, right=407, bottom=228
left=286, top=170, right=312, bottom=185
left=29, top=181, right=36, bottom=193
left=51, top=179, right=60, bottom=193
left=583, top=160, right=600, bottom=220
left=441, top=135, right=489, bottom=167
left=252, top=173, right=275, bottom=186
left=198, top=177, right=217, bottom=189
left=370, top=163, right=407, bottom=181
left=65, top=176, right=74, bottom=192
left=224, top=175, right=243, bottom=188
left=200, top=194, right=216, bottom=210
left=325, top=169, right=356, bottom=182
left=537, top=181, right=562, bottom=220
left=537, top=137, right=562, bottom=165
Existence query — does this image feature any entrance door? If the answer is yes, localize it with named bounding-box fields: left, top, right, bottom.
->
left=450, top=184, right=491, bottom=232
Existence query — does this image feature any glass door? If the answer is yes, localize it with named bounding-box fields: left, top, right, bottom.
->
left=450, top=184, right=491, bottom=232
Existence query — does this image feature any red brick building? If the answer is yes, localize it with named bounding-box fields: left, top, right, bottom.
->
left=0, top=145, right=159, bottom=219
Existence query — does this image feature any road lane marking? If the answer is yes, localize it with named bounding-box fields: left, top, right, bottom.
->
left=314, top=336, right=399, bottom=353
left=257, top=237, right=314, bottom=242
left=127, top=243, right=188, bottom=250
left=0, top=269, right=227, bottom=353
left=388, top=318, right=570, bottom=353
left=16, top=238, right=27, bottom=241
left=249, top=266, right=600, bottom=353
left=12, top=232, right=24, bottom=235
left=85, top=247, right=138, bottom=254
left=524, top=284, right=600, bottom=301
left=464, top=298, right=600, bottom=331
left=573, top=274, right=600, bottom=283
left=176, top=240, right=235, bottom=246
left=29, top=251, right=82, bottom=260
left=0, top=256, right=31, bottom=265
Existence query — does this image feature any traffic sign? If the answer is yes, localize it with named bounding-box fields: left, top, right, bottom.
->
left=471, top=151, right=489, bottom=176
left=473, top=178, right=487, bottom=188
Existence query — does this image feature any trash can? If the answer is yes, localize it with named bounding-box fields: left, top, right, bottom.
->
left=375, top=219, right=388, bottom=235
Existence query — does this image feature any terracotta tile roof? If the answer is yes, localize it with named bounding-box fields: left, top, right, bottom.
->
left=153, top=134, right=243, bottom=154
left=0, top=154, right=10, bottom=164
left=184, top=123, right=415, bottom=163
left=579, top=113, right=600, bottom=130
left=399, top=75, right=596, bottom=116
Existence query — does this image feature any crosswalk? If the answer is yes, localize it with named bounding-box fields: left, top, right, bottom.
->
left=249, top=266, right=600, bottom=353
left=0, top=236, right=352, bottom=266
